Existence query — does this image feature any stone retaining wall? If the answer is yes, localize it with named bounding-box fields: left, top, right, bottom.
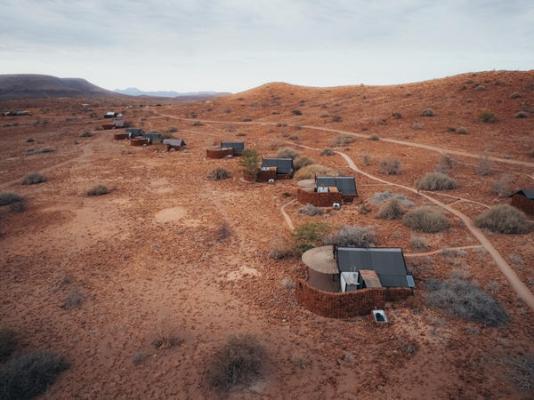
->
left=206, top=148, right=233, bottom=159
left=296, top=188, right=344, bottom=207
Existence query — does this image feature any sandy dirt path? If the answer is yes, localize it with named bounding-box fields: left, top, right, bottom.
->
left=150, top=112, right=534, bottom=169
left=280, top=199, right=296, bottom=231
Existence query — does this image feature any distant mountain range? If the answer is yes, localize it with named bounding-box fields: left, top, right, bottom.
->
left=0, top=74, right=115, bottom=100
left=0, top=74, right=230, bottom=100
left=114, top=87, right=230, bottom=98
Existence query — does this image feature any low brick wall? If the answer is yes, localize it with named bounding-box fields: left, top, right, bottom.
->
left=296, top=279, right=413, bottom=318
left=130, top=138, right=149, bottom=146
left=511, top=195, right=534, bottom=216
left=206, top=148, right=233, bottom=159
left=297, top=189, right=343, bottom=207
left=113, top=133, right=128, bottom=140
left=257, top=169, right=277, bottom=182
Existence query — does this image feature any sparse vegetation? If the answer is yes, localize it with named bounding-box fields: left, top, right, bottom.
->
left=281, top=277, right=296, bottom=290
left=426, top=277, right=508, bottom=326
left=379, top=158, right=401, bottom=175
left=61, top=289, right=84, bottom=310
left=206, top=334, right=265, bottom=391
left=504, top=354, right=534, bottom=392
left=293, top=156, right=314, bottom=170
left=215, top=223, right=231, bottom=241
left=152, top=335, right=182, bottom=350
left=294, top=164, right=338, bottom=180
left=368, top=134, right=380, bottom=141
left=475, top=155, right=492, bottom=176
left=435, top=154, right=454, bottom=173
left=87, top=185, right=109, bottom=196
left=192, top=121, right=203, bottom=126
left=515, top=111, right=528, bottom=119
left=276, top=147, right=299, bottom=159
left=299, top=204, right=324, bottom=216
left=208, top=168, right=231, bottom=181
left=240, top=149, right=260, bottom=181
left=293, top=222, right=330, bottom=254
left=22, top=172, right=46, bottom=185
left=455, top=127, right=469, bottom=134
left=492, top=175, right=514, bottom=197
left=324, top=225, right=376, bottom=248
left=421, top=108, right=434, bottom=117
left=0, top=352, right=69, bottom=400
left=291, top=109, right=302, bottom=116
left=410, top=235, right=429, bottom=251
left=26, top=147, right=55, bottom=155
left=377, top=199, right=405, bottom=219
left=403, top=206, right=449, bottom=233
left=320, top=148, right=334, bottom=156
left=0, top=193, right=24, bottom=207
left=475, top=204, right=529, bottom=234
left=479, top=111, right=496, bottom=123
left=416, top=172, right=457, bottom=191
left=368, top=191, right=414, bottom=208
left=0, top=329, right=17, bottom=362
left=79, top=130, right=92, bottom=138
left=333, top=134, right=355, bottom=146
left=269, top=239, right=295, bottom=260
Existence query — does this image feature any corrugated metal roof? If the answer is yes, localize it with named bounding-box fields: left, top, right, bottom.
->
left=261, top=158, right=294, bottom=174
left=514, top=188, right=534, bottom=200
left=221, top=142, right=245, bottom=155
left=163, top=138, right=186, bottom=146
left=316, top=176, right=357, bottom=196
left=335, top=247, right=413, bottom=288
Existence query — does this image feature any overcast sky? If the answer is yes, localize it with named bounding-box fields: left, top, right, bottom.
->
left=0, top=0, right=533, bottom=92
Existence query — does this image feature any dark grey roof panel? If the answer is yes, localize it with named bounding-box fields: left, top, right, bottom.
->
left=163, top=138, right=186, bottom=146
left=261, top=158, right=294, bottom=174
left=336, top=247, right=410, bottom=288
left=514, top=188, right=534, bottom=199
left=221, top=142, right=245, bottom=155
left=316, top=176, right=357, bottom=196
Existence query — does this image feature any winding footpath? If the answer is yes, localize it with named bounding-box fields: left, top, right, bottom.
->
left=152, top=110, right=534, bottom=310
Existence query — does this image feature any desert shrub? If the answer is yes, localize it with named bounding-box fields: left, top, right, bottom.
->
left=435, top=154, right=454, bottom=173
left=368, top=191, right=414, bottom=208
left=492, top=175, right=514, bottom=197
left=410, top=235, right=429, bottom=251
left=403, top=206, right=449, bottom=233
left=480, top=111, right=496, bottom=123
left=455, top=127, right=468, bottom=134
left=280, top=277, right=296, bottom=290
left=208, top=168, right=231, bottom=181
left=0, top=193, right=24, bottom=207
left=0, top=352, right=69, bottom=400
left=293, top=222, right=330, bottom=254
left=87, top=185, right=109, bottom=196
left=291, top=109, right=302, bottom=116
left=151, top=335, right=182, bottom=350
left=324, top=225, right=376, bottom=248
left=206, top=335, right=265, bottom=391
left=132, top=352, right=148, bottom=366
left=515, top=111, right=528, bottom=119
left=504, top=354, right=534, bottom=392
left=510, top=92, right=522, bottom=99
left=377, top=199, right=405, bottom=219
left=61, top=289, right=84, bottom=310
left=240, top=149, right=260, bottom=181
left=476, top=155, right=492, bottom=176
left=294, top=164, right=338, bottom=180
left=331, top=115, right=342, bottom=122
left=333, top=135, right=354, bottom=146
left=421, top=108, right=434, bottom=117
left=368, top=135, right=380, bottom=141
left=362, top=153, right=371, bottom=166
left=192, top=121, right=203, bottom=126
left=392, top=112, right=402, bottom=119
left=320, top=148, right=334, bottom=156
left=269, top=239, right=295, bottom=260
left=168, top=127, right=178, bottom=133
left=26, top=148, right=55, bottom=155
left=379, top=158, right=401, bottom=175
left=0, top=329, right=17, bottom=363
left=475, top=205, right=529, bottom=234
left=21, top=172, right=46, bottom=185
left=79, top=131, right=92, bottom=138
left=426, top=277, right=508, bottom=326
left=294, top=156, right=314, bottom=170
left=299, top=204, right=324, bottom=216
left=276, top=147, right=299, bottom=159
left=416, top=172, right=457, bottom=191
left=215, top=223, right=231, bottom=241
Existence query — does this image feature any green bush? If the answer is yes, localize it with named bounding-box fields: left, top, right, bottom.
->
left=403, top=206, right=449, bottom=233
left=206, top=335, right=265, bottom=391
left=22, top=172, right=46, bottom=185
left=426, top=277, right=508, bottom=326
left=0, top=352, right=69, bottom=400
left=240, top=149, right=260, bottom=181
left=480, top=111, right=496, bottom=123
left=475, top=205, right=529, bottom=234
left=416, top=172, right=457, bottom=191
left=293, top=222, right=330, bottom=254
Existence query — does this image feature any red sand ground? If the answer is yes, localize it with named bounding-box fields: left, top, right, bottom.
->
left=0, top=70, right=533, bottom=399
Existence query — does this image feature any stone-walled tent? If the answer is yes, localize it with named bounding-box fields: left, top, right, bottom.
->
left=163, top=138, right=186, bottom=151
left=258, top=158, right=294, bottom=181
left=510, top=188, right=534, bottom=216
left=220, top=141, right=245, bottom=156
left=297, top=175, right=357, bottom=207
